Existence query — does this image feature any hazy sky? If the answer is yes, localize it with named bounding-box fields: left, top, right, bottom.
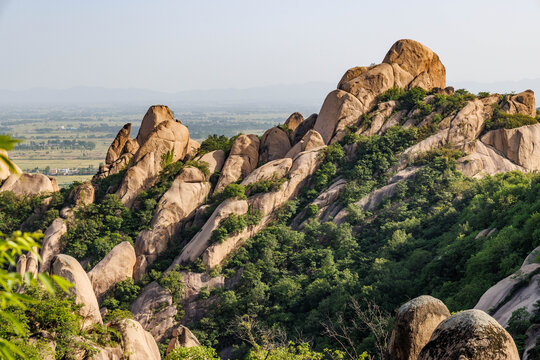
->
left=1, top=0, right=540, bottom=92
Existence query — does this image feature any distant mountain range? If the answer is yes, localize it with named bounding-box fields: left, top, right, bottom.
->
left=1, top=78, right=538, bottom=108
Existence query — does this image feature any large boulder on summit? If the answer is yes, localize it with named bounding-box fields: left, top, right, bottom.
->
left=136, top=105, right=175, bottom=145
left=284, top=112, right=304, bottom=131
left=382, top=39, right=446, bottom=90
left=0, top=173, right=58, bottom=196
left=501, top=90, right=537, bottom=118
left=388, top=296, right=450, bottom=360
left=215, top=134, right=259, bottom=192
left=314, top=90, right=363, bottom=144
left=87, top=241, right=136, bottom=301
left=259, top=127, right=291, bottom=163
left=51, top=255, right=102, bottom=329
left=114, top=319, right=161, bottom=360
left=116, top=108, right=190, bottom=207
left=481, top=123, right=540, bottom=172
left=106, top=123, right=132, bottom=164
left=417, top=310, right=519, bottom=360
left=39, top=218, right=67, bottom=273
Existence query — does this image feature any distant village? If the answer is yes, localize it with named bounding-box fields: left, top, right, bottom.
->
left=26, top=165, right=99, bottom=176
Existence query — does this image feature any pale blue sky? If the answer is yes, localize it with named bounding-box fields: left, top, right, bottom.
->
left=1, top=0, right=540, bottom=92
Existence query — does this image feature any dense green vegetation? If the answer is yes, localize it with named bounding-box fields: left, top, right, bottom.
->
left=484, top=103, right=538, bottom=131
left=189, top=127, right=540, bottom=357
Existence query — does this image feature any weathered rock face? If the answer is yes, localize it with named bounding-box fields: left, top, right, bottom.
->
left=106, top=123, right=132, bottom=165
left=285, top=130, right=325, bottom=159
left=481, top=123, right=540, bottom=171
left=136, top=105, right=175, bottom=145
left=131, top=282, right=177, bottom=342
left=417, top=310, right=519, bottom=360
left=50, top=255, right=102, bottom=329
left=87, top=241, right=136, bottom=301
left=115, top=319, right=161, bottom=360
left=166, top=325, right=201, bottom=356
left=172, top=198, right=249, bottom=266
left=292, top=114, right=317, bottom=144
left=133, top=166, right=215, bottom=278
left=475, top=246, right=540, bottom=328
left=457, top=140, right=525, bottom=178
left=337, top=66, right=371, bottom=89
left=339, top=63, right=395, bottom=114
left=501, top=90, right=537, bottom=118
left=0, top=173, right=59, bottom=196
left=215, top=134, right=260, bottom=192
left=68, top=182, right=95, bottom=208
left=388, top=295, right=450, bottom=360
left=116, top=117, right=190, bottom=207
left=360, top=100, right=399, bottom=136
left=447, top=99, right=491, bottom=146
left=382, top=39, right=446, bottom=90
left=39, top=218, right=67, bottom=273
left=241, top=158, right=292, bottom=187
left=313, top=90, right=363, bottom=144
left=284, top=112, right=304, bottom=131
left=259, top=127, right=291, bottom=163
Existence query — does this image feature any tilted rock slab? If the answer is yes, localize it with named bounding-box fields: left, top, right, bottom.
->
left=285, top=129, right=325, bottom=159
left=117, top=117, right=190, bottom=207
left=166, top=325, right=201, bottom=356
left=215, top=134, right=260, bottom=192
left=134, top=151, right=225, bottom=278
left=388, top=295, right=450, bottom=360
left=241, top=158, right=292, bottom=188
left=417, top=309, right=519, bottom=360
left=51, top=254, right=102, bottom=329
left=292, top=113, right=317, bottom=144
left=501, top=90, right=536, bottom=118
left=88, top=241, right=136, bottom=301
left=39, top=218, right=67, bottom=273
left=106, top=123, right=132, bottom=165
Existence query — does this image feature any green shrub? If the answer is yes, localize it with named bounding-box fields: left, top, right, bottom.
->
left=484, top=105, right=538, bottom=132
left=307, top=204, right=319, bottom=217
left=167, top=345, right=220, bottom=359
left=200, top=134, right=235, bottom=155
left=102, top=279, right=140, bottom=311
left=245, top=175, right=286, bottom=195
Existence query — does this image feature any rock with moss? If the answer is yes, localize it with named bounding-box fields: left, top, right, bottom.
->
left=418, top=309, right=519, bottom=360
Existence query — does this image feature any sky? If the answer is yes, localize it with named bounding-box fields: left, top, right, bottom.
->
left=1, top=0, right=540, bottom=93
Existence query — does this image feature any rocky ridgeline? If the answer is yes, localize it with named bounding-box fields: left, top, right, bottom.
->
left=2, top=39, right=540, bottom=358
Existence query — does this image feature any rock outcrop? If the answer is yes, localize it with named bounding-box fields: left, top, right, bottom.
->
left=0, top=173, right=59, bottom=196
left=285, top=130, right=325, bottom=159
left=68, top=182, right=95, bottom=208
left=501, top=90, right=536, bottom=118
left=475, top=246, right=540, bottom=327
left=314, top=90, right=363, bottom=144
left=214, top=134, right=260, bottom=192
left=241, top=158, right=292, bottom=187
left=114, top=319, right=161, bottom=360
left=166, top=326, right=201, bottom=356
left=0, top=150, right=20, bottom=181
left=133, top=151, right=225, bottom=278
left=117, top=117, right=190, bottom=207
left=50, top=255, right=102, bottom=329
left=39, top=218, right=67, bottom=273
left=292, top=114, right=317, bottom=144
left=87, top=241, right=136, bottom=301
left=417, top=310, right=519, bottom=360
left=259, top=127, right=291, bottom=163
left=388, top=295, right=450, bottom=360
left=284, top=112, right=304, bottom=131
left=106, top=123, right=132, bottom=165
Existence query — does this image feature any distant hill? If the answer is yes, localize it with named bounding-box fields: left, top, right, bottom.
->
left=0, top=82, right=335, bottom=108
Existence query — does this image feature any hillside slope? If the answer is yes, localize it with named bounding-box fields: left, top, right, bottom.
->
left=1, top=39, right=540, bottom=359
